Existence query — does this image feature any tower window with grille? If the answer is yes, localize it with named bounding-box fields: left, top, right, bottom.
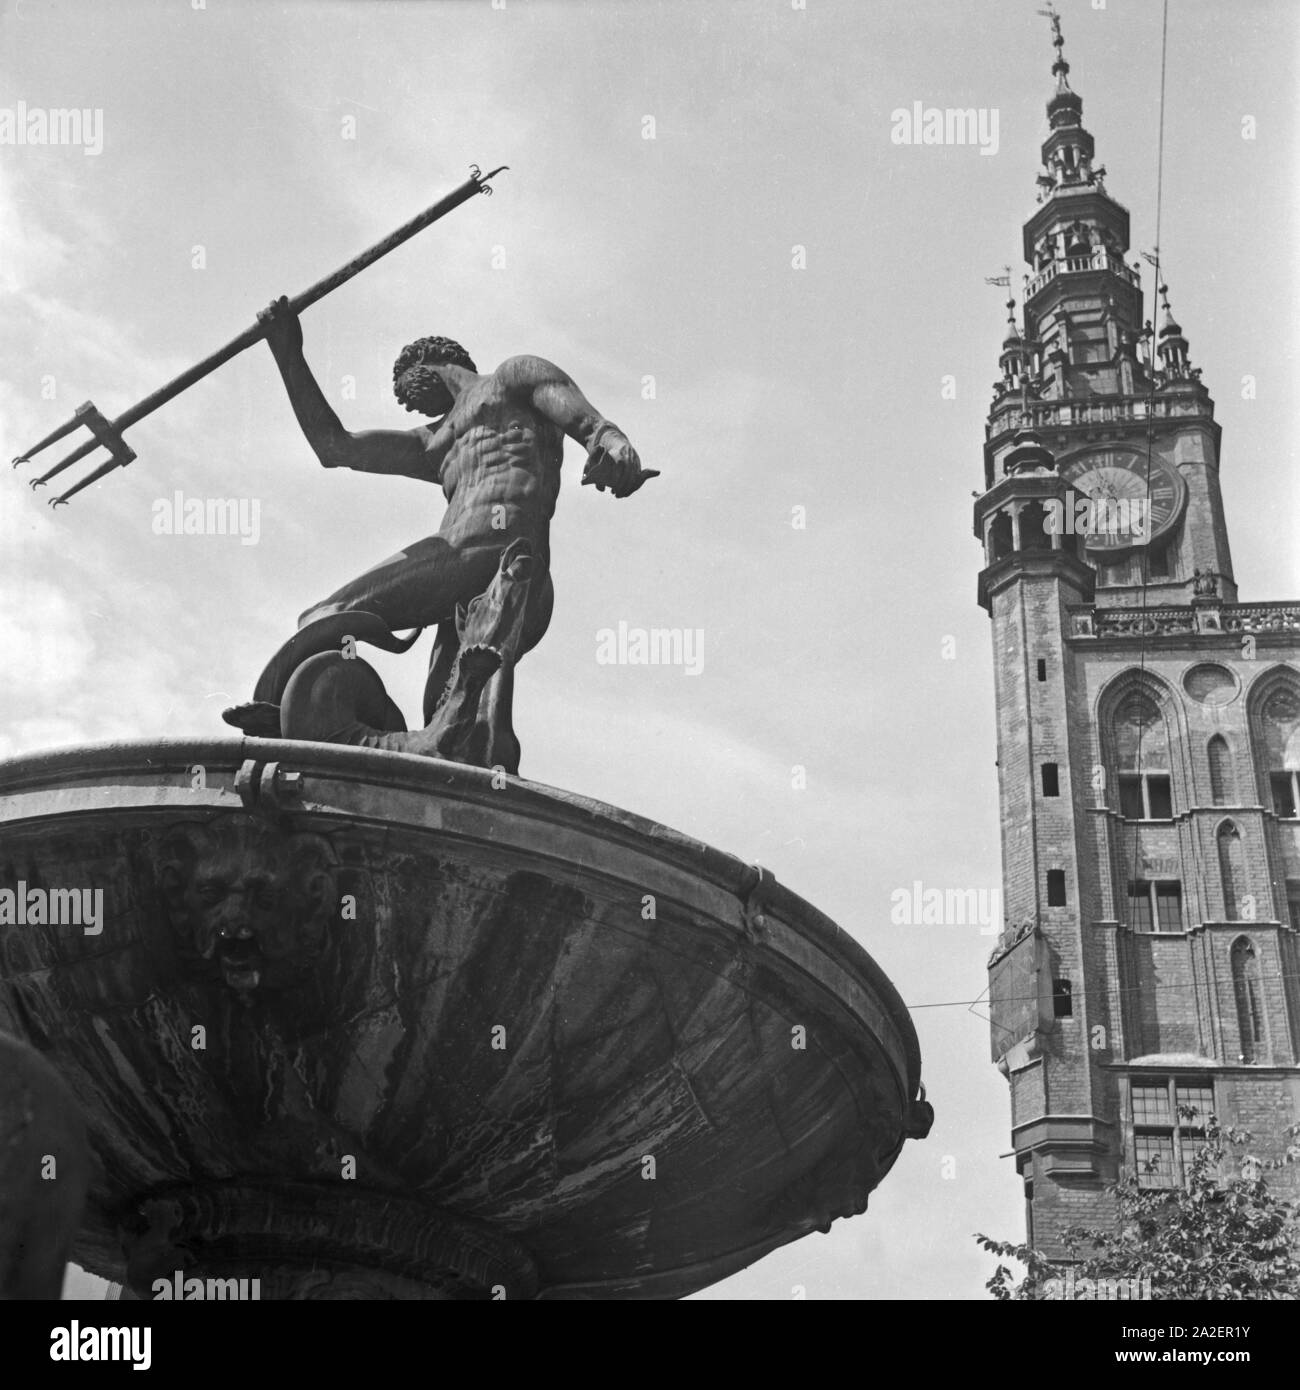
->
left=1118, top=772, right=1172, bottom=820
left=1132, top=1079, right=1213, bottom=1189
left=1288, top=880, right=1300, bottom=931
left=1041, top=762, right=1060, bottom=797
left=1127, top=880, right=1183, bottom=933
left=1046, top=869, right=1067, bottom=906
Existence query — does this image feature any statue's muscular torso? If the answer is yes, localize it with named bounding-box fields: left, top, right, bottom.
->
left=234, top=326, right=650, bottom=728
left=430, top=359, right=565, bottom=557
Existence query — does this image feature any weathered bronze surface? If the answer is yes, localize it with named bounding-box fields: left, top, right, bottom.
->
left=223, top=302, right=657, bottom=773
left=0, top=1032, right=90, bottom=1299
left=0, top=739, right=929, bottom=1299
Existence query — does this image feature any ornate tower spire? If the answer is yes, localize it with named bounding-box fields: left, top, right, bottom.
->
left=981, top=2, right=1233, bottom=601
left=1155, top=280, right=1198, bottom=383
left=1035, top=6, right=1101, bottom=198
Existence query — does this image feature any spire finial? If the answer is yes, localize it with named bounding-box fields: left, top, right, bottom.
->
left=1154, top=276, right=1194, bottom=380
left=1037, top=5, right=1070, bottom=87
left=1157, top=279, right=1184, bottom=338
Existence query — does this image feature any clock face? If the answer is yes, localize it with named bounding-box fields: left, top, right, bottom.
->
left=1059, top=445, right=1187, bottom=552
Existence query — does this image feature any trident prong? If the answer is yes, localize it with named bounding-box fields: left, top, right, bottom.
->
left=17, top=401, right=137, bottom=506
left=472, top=164, right=508, bottom=197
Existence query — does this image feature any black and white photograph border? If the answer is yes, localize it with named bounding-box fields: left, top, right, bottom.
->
left=0, top=0, right=1297, bottom=1325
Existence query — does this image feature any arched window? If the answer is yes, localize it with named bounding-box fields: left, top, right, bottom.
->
left=1017, top=501, right=1052, bottom=552
left=1114, top=692, right=1172, bottom=819
left=1208, top=735, right=1233, bottom=805
left=1217, top=822, right=1246, bottom=920
left=1256, top=686, right=1300, bottom=817
left=988, top=511, right=1013, bottom=563
left=1230, top=937, right=1265, bottom=1064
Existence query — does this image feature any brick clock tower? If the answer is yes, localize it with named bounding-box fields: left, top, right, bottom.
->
left=978, top=17, right=1300, bottom=1254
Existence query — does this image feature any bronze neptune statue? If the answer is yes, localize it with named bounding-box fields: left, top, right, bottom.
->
left=224, top=298, right=657, bottom=773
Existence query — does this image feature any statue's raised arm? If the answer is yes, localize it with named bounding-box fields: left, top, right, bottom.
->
left=260, top=296, right=446, bottom=482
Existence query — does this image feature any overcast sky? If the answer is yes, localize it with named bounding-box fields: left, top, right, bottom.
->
left=2, top=0, right=1298, bottom=1300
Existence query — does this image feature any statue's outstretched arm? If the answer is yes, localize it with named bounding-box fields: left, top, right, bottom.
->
left=507, top=355, right=610, bottom=451
left=504, top=355, right=656, bottom=498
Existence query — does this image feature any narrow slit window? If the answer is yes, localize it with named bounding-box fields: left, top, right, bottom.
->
left=1042, top=762, right=1060, bottom=797
left=1231, top=939, right=1265, bottom=1063
left=1037, top=658, right=1047, bottom=682
left=1046, top=869, right=1067, bottom=906
left=1052, top=979, right=1073, bottom=1018
left=1208, top=736, right=1232, bottom=805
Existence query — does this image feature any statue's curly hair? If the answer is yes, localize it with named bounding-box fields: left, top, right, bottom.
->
left=392, top=335, right=477, bottom=415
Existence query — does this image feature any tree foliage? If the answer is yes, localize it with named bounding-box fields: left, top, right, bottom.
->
left=975, top=1113, right=1300, bottom=1300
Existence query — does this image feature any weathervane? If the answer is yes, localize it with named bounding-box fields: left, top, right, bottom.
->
left=1036, top=5, right=1062, bottom=46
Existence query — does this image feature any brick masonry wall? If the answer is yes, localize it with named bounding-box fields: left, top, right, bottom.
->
left=991, top=594, right=1300, bottom=1244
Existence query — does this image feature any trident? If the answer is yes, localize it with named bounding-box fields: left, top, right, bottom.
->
left=12, top=163, right=507, bottom=506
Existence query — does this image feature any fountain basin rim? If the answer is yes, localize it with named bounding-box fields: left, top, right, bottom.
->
left=0, top=735, right=922, bottom=1092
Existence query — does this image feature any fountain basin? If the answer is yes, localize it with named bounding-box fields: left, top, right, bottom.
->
left=0, top=738, right=929, bottom=1299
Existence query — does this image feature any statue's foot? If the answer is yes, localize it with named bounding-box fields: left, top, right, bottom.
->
left=222, top=701, right=282, bottom=738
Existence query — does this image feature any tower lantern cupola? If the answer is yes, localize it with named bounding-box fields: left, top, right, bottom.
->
left=1040, top=14, right=1096, bottom=195
left=998, top=297, right=1027, bottom=389
left=1156, top=281, right=1197, bottom=384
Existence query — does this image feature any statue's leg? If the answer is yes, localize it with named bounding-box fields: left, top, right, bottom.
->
left=297, top=536, right=500, bottom=632
left=242, top=537, right=502, bottom=717
left=477, top=567, right=554, bottom=774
